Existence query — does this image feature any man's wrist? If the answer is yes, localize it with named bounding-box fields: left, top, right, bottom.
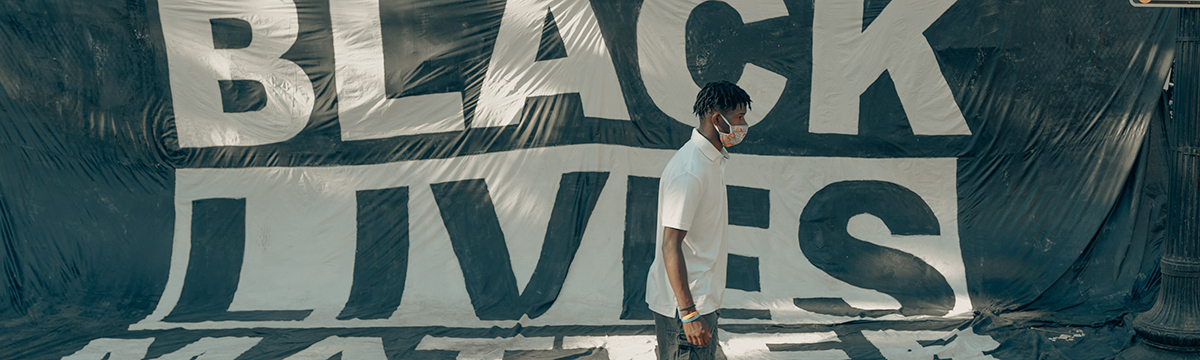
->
left=681, top=308, right=700, bottom=323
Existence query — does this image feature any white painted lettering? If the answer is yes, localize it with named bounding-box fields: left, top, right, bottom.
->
left=809, top=0, right=970, bottom=135
left=718, top=331, right=849, bottom=360
left=282, top=336, right=388, bottom=360
left=416, top=334, right=554, bottom=360
left=150, top=337, right=262, bottom=360
left=328, top=0, right=467, bottom=140
left=159, top=0, right=314, bottom=147
left=561, top=335, right=657, bottom=360
left=861, top=328, right=1001, bottom=359
left=473, top=0, right=630, bottom=127
left=61, top=338, right=154, bottom=360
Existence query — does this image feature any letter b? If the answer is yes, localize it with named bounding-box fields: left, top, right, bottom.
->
left=159, top=0, right=314, bottom=148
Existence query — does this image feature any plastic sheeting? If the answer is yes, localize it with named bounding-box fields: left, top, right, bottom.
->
left=0, top=0, right=1177, bottom=358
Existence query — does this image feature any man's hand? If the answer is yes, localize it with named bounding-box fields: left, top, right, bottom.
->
left=682, top=316, right=711, bottom=346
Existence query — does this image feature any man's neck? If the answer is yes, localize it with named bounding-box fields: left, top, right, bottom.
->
left=697, top=122, right=724, bottom=152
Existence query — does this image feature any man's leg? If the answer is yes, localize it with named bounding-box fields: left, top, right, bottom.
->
left=709, top=311, right=726, bottom=360
left=653, top=312, right=683, bottom=360
left=653, top=311, right=724, bottom=360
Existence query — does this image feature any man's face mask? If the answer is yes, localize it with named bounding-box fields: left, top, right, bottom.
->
left=715, top=113, right=748, bottom=147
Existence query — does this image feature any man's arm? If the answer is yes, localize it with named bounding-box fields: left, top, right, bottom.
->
left=662, top=226, right=711, bottom=346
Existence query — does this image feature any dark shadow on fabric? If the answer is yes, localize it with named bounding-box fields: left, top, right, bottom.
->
left=538, top=10, right=569, bottom=61
left=339, top=187, right=410, bottom=320
left=796, top=180, right=954, bottom=317
left=859, top=71, right=916, bottom=139
left=766, top=341, right=841, bottom=352
left=210, top=18, right=252, bottom=50
left=431, top=172, right=608, bottom=320
left=512, top=93, right=586, bottom=145
left=622, top=176, right=658, bottom=320
left=727, top=185, right=769, bottom=229
left=685, top=1, right=746, bottom=86
left=767, top=330, right=887, bottom=359
left=163, top=198, right=311, bottom=322
left=378, top=0, right=502, bottom=122
left=0, top=194, right=28, bottom=318
left=726, top=253, right=761, bottom=292
left=210, top=18, right=264, bottom=115
left=218, top=80, right=267, bottom=113
left=794, top=297, right=900, bottom=318
left=862, top=0, right=891, bottom=31
left=719, top=308, right=771, bottom=320
left=505, top=347, right=609, bottom=359
left=919, top=334, right=957, bottom=347
left=396, top=56, right=468, bottom=98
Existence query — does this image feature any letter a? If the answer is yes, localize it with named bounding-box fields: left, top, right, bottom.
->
left=473, top=0, right=630, bottom=127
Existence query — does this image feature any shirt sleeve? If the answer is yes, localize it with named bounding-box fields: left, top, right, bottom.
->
left=660, top=172, right=703, bottom=231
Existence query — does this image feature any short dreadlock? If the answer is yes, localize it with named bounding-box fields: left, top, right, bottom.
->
left=692, top=81, right=752, bottom=120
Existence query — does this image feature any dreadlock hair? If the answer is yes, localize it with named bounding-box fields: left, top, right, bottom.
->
left=692, top=80, right=752, bottom=120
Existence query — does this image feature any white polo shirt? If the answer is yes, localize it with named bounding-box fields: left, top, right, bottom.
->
left=645, top=128, right=729, bottom=317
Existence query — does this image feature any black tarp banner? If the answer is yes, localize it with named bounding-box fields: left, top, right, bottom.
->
left=0, top=0, right=1177, bottom=358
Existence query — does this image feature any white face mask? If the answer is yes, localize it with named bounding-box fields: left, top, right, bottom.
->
left=715, top=113, right=748, bottom=147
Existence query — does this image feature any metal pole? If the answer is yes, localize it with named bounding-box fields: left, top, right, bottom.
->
left=1122, top=7, right=1200, bottom=360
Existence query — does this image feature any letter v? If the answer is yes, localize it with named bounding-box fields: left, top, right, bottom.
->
left=430, top=172, right=609, bottom=320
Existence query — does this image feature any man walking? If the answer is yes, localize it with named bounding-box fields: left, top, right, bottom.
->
left=646, top=81, right=751, bottom=360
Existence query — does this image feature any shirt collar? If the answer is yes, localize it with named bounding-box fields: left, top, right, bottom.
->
left=690, top=128, right=728, bottom=161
